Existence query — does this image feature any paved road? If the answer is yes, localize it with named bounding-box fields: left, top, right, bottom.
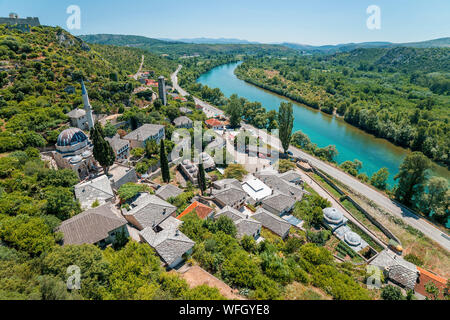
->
left=171, top=66, right=450, bottom=252
left=296, top=170, right=386, bottom=249
left=245, top=124, right=450, bottom=251
left=172, top=65, right=225, bottom=118
left=132, top=55, right=145, bottom=80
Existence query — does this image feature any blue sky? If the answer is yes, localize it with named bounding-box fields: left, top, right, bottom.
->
left=1, top=0, right=449, bottom=45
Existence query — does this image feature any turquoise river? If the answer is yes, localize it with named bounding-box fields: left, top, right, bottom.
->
left=197, top=62, right=450, bottom=188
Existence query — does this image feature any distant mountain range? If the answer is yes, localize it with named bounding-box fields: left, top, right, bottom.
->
left=155, top=36, right=450, bottom=52
left=157, top=37, right=261, bottom=45
left=280, top=37, right=450, bottom=53
left=79, top=34, right=450, bottom=57
left=78, top=34, right=297, bottom=57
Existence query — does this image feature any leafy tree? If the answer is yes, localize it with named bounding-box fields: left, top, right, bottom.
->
left=183, top=285, right=225, bottom=300
left=160, top=140, right=170, bottom=183
left=0, top=215, right=56, bottom=256
left=101, top=242, right=163, bottom=300
left=277, top=159, right=296, bottom=173
left=44, top=186, right=81, bottom=220
left=381, top=285, right=404, bottom=300
left=110, top=225, right=128, bottom=249
left=37, top=275, right=81, bottom=300
left=41, top=245, right=110, bottom=300
left=226, top=94, right=243, bottom=128
left=198, top=162, right=207, bottom=195
left=90, top=123, right=116, bottom=175
left=425, top=281, right=440, bottom=300
left=395, top=152, right=431, bottom=207
left=117, top=183, right=151, bottom=203
left=278, top=102, right=294, bottom=154
left=370, top=167, right=390, bottom=190
left=131, top=147, right=145, bottom=158
left=215, top=216, right=237, bottom=238
left=419, top=177, right=449, bottom=220
left=240, top=235, right=257, bottom=253
left=145, top=140, right=158, bottom=159
left=224, top=164, right=248, bottom=181
left=103, top=122, right=117, bottom=138
left=221, top=251, right=259, bottom=288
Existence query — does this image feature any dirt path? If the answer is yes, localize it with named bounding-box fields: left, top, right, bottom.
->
left=179, top=265, right=245, bottom=300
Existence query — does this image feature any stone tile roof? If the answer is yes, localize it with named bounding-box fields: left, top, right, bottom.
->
left=57, top=204, right=127, bottom=245
left=106, top=135, right=129, bottom=152
left=74, top=175, right=114, bottom=209
left=140, top=217, right=195, bottom=266
left=212, top=179, right=241, bottom=190
left=212, top=185, right=246, bottom=208
left=123, top=193, right=176, bottom=229
left=67, top=108, right=86, bottom=118
left=278, top=170, right=303, bottom=185
left=235, top=218, right=261, bottom=239
left=179, top=107, right=193, bottom=114
left=215, top=207, right=261, bottom=239
left=257, top=172, right=305, bottom=200
left=155, top=184, right=183, bottom=201
left=215, top=206, right=246, bottom=222
left=370, top=249, right=419, bottom=290
left=388, top=265, right=419, bottom=290
left=261, top=191, right=296, bottom=215
left=253, top=208, right=291, bottom=237
left=173, top=116, right=193, bottom=127
left=123, top=124, right=165, bottom=142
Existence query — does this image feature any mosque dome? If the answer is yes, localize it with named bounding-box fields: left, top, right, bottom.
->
left=344, top=232, right=362, bottom=247
left=57, top=128, right=88, bottom=147
left=323, top=208, right=344, bottom=225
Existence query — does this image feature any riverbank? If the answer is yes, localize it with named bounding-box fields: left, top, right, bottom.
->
left=191, top=63, right=450, bottom=250
left=234, top=61, right=450, bottom=174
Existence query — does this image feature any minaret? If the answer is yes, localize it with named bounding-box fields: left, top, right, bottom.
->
left=81, top=80, right=94, bottom=130
left=158, top=76, right=167, bottom=106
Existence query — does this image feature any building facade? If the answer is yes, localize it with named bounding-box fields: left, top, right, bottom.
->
left=53, top=128, right=97, bottom=179
left=158, top=76, right=167, bottom=106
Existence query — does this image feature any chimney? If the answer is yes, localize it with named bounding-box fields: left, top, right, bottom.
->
left=175, top=230, right=180, bottom=237
left=163, top=208, right=167, bottom=215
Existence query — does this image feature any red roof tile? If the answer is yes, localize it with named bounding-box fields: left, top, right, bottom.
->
left=206, top=118, right=224, bottom=127
left=177, top=201, right=214, bottom=220
left=415, top=267, right=447, bottom=299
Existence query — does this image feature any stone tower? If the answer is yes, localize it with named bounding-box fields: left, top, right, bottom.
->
left=158, top=76, right=167, bottom=106
left=81, top=80, right=94, bottom=130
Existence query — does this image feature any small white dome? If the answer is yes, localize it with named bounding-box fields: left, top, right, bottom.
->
left=323, top=208, right=344, bottom=224
left=345, top=232, right=361, bottom=247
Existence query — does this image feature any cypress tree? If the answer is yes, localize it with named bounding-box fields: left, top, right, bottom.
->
left=90, top=123, right=115, bottom=175
left=278, top=102, right=294, bottom=154
left=160, top=139, right=170, bottom=183
left=198, top=162, right=207, bottom=195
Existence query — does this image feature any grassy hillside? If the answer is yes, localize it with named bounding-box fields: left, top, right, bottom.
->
left=79, top=34, right=298, bottom=58
left=327, top=47, right=450, bottom=74
left=0, top=26, right=176, bottom=154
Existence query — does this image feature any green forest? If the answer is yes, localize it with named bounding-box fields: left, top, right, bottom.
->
left=235, top=48, right=450, bottom=169
left=0, top=25, right=177, bottom=154
left=79, top=34, right=298, bottom=58
left=0, top=26, right=225, bottom=299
